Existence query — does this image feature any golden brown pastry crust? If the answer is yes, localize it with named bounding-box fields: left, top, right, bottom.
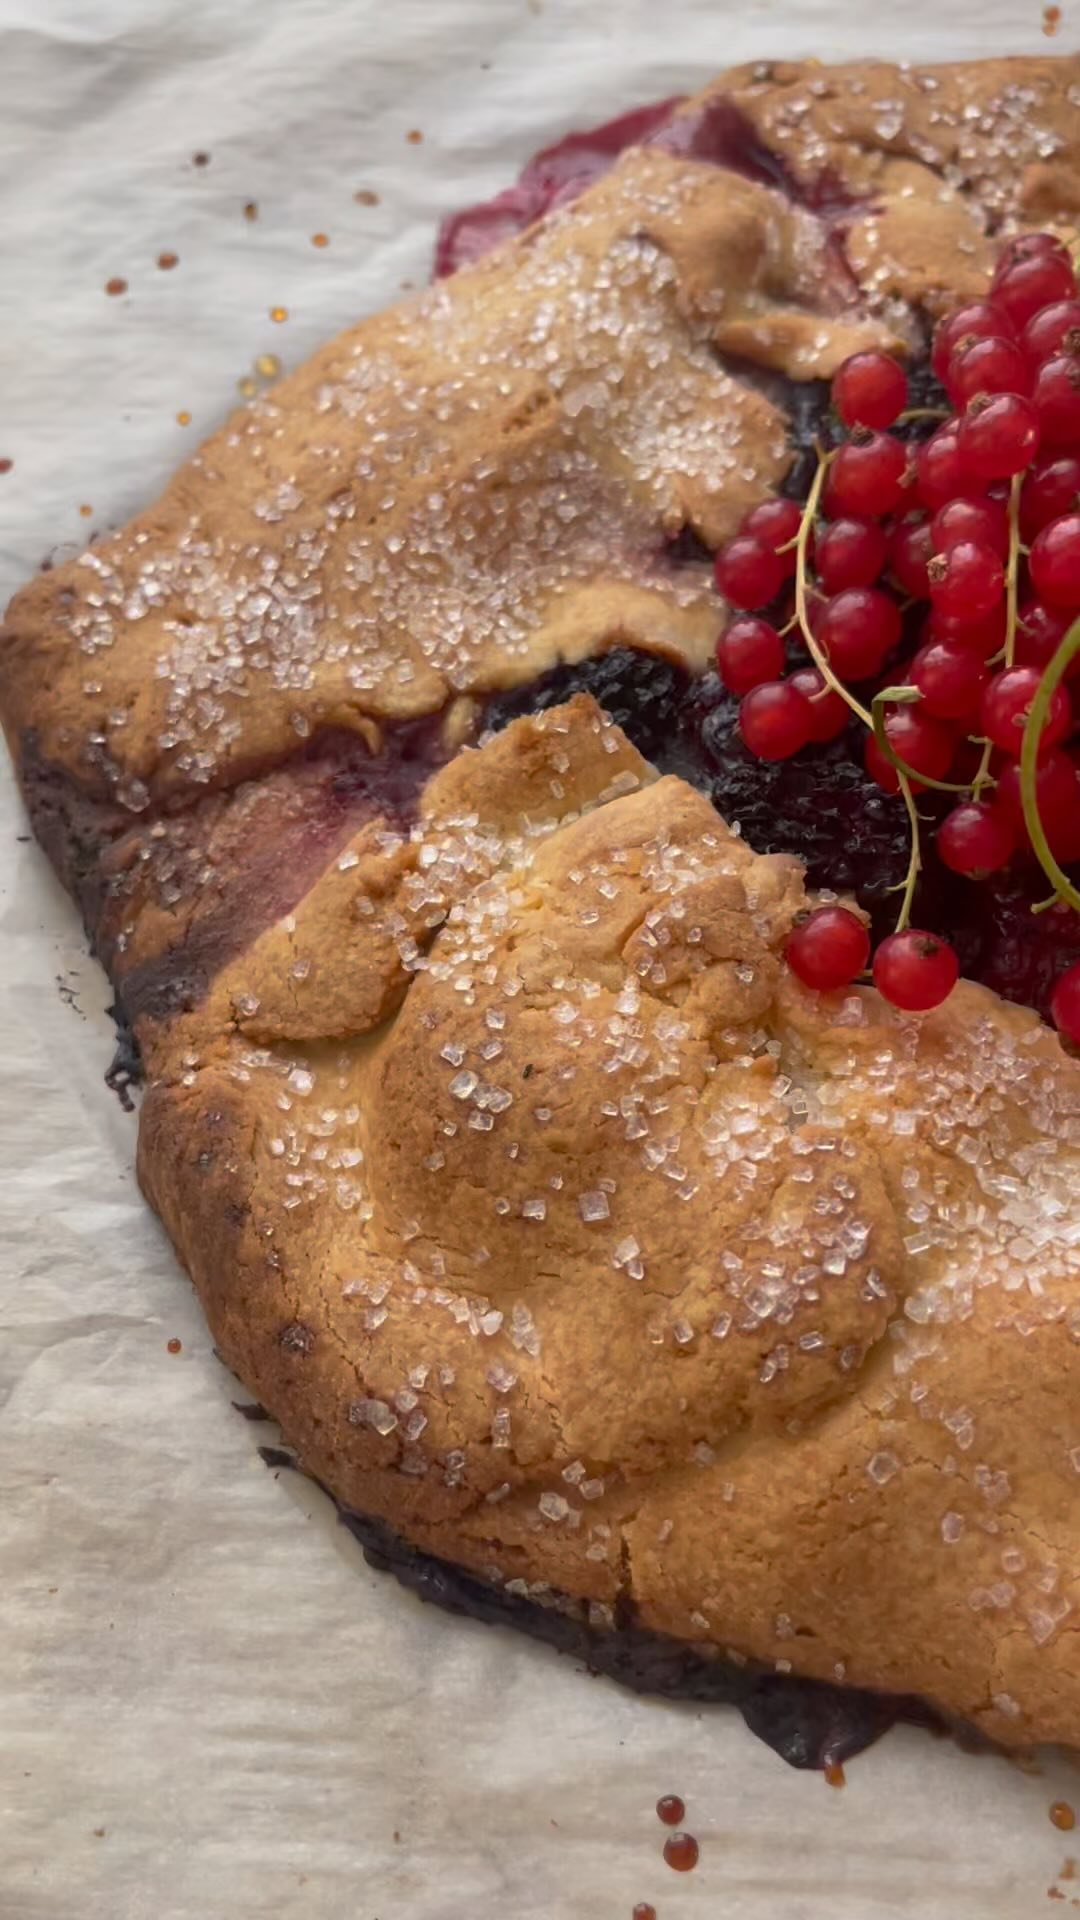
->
left=4, top=55, right=1080, bottom=1751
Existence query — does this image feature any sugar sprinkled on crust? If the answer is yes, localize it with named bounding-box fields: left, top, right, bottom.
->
left=3, top=52, right=1080, bottom=1751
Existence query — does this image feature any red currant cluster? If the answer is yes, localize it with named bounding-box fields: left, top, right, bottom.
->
left=713, top=231, right=1080, bottom=1037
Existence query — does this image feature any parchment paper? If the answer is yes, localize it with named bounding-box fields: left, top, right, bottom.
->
left=3, top=4, right=1080, bottom=1915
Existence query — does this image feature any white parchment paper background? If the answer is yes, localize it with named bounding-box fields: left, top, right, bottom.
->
left=3, top=4, right=1080, bottom=1915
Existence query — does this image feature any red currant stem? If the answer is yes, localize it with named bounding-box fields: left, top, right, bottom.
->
left=1004, top=471, right=1022, bottom=671
left=892, top=771, right=922, bottom=934
left=1019, top=613, right=1080, bottom=916
left=969, top=737, right=996, bottom=798
left=795, top=449, right=873, bottom=729
left=897, top=406, right=950, bottom=423
left=1031, top=891, right=1064, bottom=917
left=778, top=612, right=800, bottom=637
left=870, top=685, right=973, bottom=793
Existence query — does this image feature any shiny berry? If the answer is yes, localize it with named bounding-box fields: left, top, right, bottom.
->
left=864, top=705, right=955, bottom=794
left=915, top=422, right=982, bottom=511
left=786, top=905, right=870, bottom=991
left=815, top=517, right=887, bottom=592
left=991, top=250, right=1076, bottom=328
left=1029, top=512, right=1080, bottom=607
left=931, top=301, right=1015, bottom=384
left=996, top=232, right=1073, bottom=272
left=936, top=802, right=1015, bottom=875
left=926, top=539, right=1004, bottom=621
left=1050, top=962, right=1080, bottom=1045
left=980, top=665, right=1073, bottom=757
left=889, top=516, right=933, bottom=598
left=995, top=751, right=1080, bottom=861
left=930, top=496, right=1009, bottom=560
left=910, top=639, right=988, bottom=720
left=1020, top=457, right=1080, bottom=540
left=742, top=497, right=804, bottom=571
left=738, top=680, right=813, bottom=759
left=873, top=929, right=959, bottom=1011
left=831, top=351, right=908, bottom=429
left=925, top=600, right=1007, bottom=656
left=947, top=334, right=1031, bottom=405
left=1021, top=298, right=1080, bottom=366
left=958, top=392, right=1040, bottom=479
left=788, top=666, right=850, bottom=741
left=715, top=535, right=787, bottom=609
left=715, top=616, right=786, bottom=694
left=1016, top=599, right=1080, bottom=677
left=828, top=431, right=910, bottom=517
left=817, top=586, right=902, bottom=679
left=1032, top=354, right=1080, bottom=448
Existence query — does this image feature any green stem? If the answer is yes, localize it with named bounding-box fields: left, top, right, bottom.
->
left=795, top=450, right=872, bottom=729
left=893, top=776, right=923, bottom=933
left=871, top=686, right=974, bottom=794
left=1019, top=614, right=1080, bottom=916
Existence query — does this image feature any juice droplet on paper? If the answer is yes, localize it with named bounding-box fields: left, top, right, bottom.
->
left=1051, top=1803, right=1076, bottom=1832
left=825, top=1762, right=846, bottom=1789
left=105, top=277, right=127, bottom=297
left=656, top=1796, right=684, bottom=1826
left=662, top=1832, right=698, bottom=1873
left=157, top=251, right=179, bottom=270
left=166, top=1337, right=182, bottom=1354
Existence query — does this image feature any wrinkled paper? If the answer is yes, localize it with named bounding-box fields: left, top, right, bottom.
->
left=2, top=2, right=1079, bottom=1914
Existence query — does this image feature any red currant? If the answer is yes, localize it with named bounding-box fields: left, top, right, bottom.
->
left=1029, top=512, right=1080, bottom=608
left=1032, top=354, right=1080, bottom=449
left=872, top=929, right=959, bottom=1011
left=828, top=432, right=910, bottom=517
left=947, top=334, right=1031, bottom=405
left=715, top=616, right=786, bottom=694
left=1050, top=962, right=1080, bottom=1045
left=742, top=497, right=804, bottom=571
left=931, top=302, right=1015, bottom=384
left=817, top=586, right=902, bottom=679
left=864, top=705, right=955, bottom=794
left=926, top=539, right=1004, bottom=621
left=831, top=351, right=908, bottom=430
left=980, top=665, right=1073, bottom=757
left=889, top=516, right=933, bottom=598
left=738, top=680, right=813, bottom=760
left=930, top=496, right=1009, bottom=560
left=788, top=666, right=849, bottom=741
left=1020, top=457, right=1080, bottom=540
left=915, top=422, right=983, bottom=511
left=936, top=802, right=1015, bottom=876
left=815, top=517, right=888, bottom=593
left=786, top=905, right=870, bottom=991
left=925, top=601, right=1008, bottom=657
left=958, top=392, right=1040, bottom=480
left=1016, top=599, right=1080, bottom=677
left=715, top=535, right=787, bottom=609
left=996, top=232, right=1073, bottom=272
left=991, top=250, right=1076, bottom=328
left=995, top=747, right=1080, bottom=827
left=1021, top=298, right=1080, bottom=367
left=910, top=638, right=988, bottom=720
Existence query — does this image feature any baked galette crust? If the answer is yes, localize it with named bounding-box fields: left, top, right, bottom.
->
left=4, top=54, right=1080, bottom=1750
